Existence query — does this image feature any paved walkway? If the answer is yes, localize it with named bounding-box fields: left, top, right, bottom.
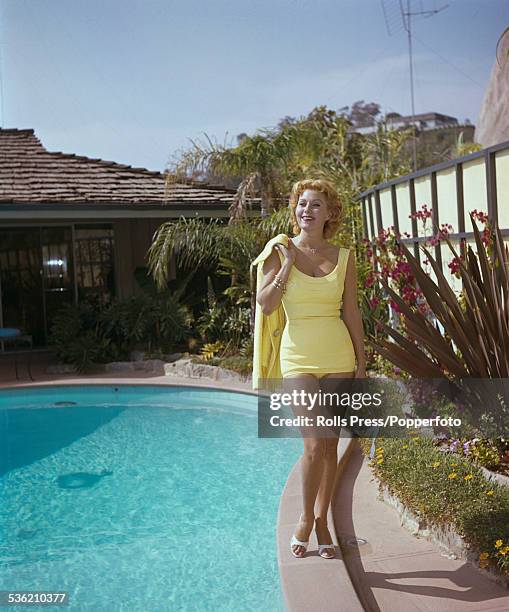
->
left=333, top=440, right=509, bottom=611
left=0, top=351, right=253, bottom=392
left=277, top=436, right=364, bottom=611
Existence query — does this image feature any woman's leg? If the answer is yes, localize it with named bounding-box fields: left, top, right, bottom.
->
left=283, top=373, right=324, bottom=557
left=314, top=371, right=355, bottom=558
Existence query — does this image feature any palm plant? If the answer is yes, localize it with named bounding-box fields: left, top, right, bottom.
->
left=148, top=209, right=293, bottom=336
left=359, top=121, right=413, bottom=185
left=167, top=129, right=302, bottom=219
left=166, top=105, right=412, bottom=226
left=148, top=211, right=292, bottom=290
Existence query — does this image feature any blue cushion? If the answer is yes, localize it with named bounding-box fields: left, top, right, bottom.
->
left=0, top=328, right=22, bottom=339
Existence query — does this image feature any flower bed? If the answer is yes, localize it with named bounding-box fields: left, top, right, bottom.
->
left=359, top=437, right=509, bottom=583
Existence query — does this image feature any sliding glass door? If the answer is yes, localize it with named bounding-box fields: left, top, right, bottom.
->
left=0, top=224, right=115, bottom=347
left=0, top=228, right=44, bottom=345
left=40, top=227, right=75, bottom=341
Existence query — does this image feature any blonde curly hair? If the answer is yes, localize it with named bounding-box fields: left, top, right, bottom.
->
left=289, top=179, right=342, bottom=239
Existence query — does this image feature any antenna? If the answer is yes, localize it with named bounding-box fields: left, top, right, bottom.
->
left=382, top=1, right=448, bottom=170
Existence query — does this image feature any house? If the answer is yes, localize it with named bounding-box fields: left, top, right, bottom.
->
left=0, top=128, right=255, bottom=346
left=351, top=111, right=476, bottom=168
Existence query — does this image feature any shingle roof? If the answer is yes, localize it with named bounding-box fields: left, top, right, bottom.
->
left=0, top=128, right=237, bottom=206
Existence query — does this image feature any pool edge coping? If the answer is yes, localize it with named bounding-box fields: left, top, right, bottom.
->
left=0, top=376, right=258, bottom=396
left=276, top=435, right=364, bottom=611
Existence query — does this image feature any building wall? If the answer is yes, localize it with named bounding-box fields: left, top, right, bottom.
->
left=113, top=220, right=135, bottom=299
left=475, top=26, right=509, bottom=147
left=113, top=219, right=176, bottom=298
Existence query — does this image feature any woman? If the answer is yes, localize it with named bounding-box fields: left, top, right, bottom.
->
left=255, top=178, right=366, bottom=559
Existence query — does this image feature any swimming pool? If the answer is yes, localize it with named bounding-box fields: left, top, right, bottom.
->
left=0, top=385, right=301, bottom=611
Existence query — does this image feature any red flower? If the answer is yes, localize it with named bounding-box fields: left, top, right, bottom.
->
left=448, top=257, right=461, bottom=274
left=390, top=299, right=401, bottom=313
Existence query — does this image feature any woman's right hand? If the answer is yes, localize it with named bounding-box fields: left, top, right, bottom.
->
left=257, top=240, right=295, bottom=315
left=275, top=240, right=297, bottom=267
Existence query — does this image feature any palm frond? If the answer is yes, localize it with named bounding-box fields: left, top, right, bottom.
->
left=147, top=217, right=225, bottom=288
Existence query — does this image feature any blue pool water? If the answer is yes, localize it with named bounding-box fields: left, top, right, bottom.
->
left=0, top=385, right=301, bottom=611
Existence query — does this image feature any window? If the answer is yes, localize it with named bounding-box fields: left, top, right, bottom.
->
left=75, top=225, right=115, bottom=305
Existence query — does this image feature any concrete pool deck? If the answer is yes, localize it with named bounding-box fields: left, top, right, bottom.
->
left=2, top=353, right=509, bottom=611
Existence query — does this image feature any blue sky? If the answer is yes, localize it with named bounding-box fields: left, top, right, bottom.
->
left=1, top=0, right=507, bottom=171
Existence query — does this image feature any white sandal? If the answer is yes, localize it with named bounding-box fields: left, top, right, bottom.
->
left=290, top=534, right=309, bottom=557
left=318, top=543, right=336, bottom=559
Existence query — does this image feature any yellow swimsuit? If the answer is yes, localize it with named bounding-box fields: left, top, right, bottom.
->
left=276, top=247, right=356, bottom=378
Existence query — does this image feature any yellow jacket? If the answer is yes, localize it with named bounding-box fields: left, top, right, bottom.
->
left=251, top=234, right=289, bottom=391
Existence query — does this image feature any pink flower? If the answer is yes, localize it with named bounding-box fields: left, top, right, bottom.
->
left=448, top=257, right=461, bottom=274
left=471, top=209, right=488, bottom=224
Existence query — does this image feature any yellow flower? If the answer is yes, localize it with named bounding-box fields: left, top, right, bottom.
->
left=486, top=490, right=494, bottom=496
left=495, top=540, right=503, bottom=548
left=448, top=472, right=457, bottom=479
left=432, top=461, right=441, bottom=468
left=464, top=474, right=473, bottom=481
left=499, top=547, right=509, bottom=556
left=479, top=552, right=489, bottom=560
left=377, top=458, right=384, bottom=464
left=451, top=462, right=458, bottom=467
left=402, top=445, right=409, bottom=449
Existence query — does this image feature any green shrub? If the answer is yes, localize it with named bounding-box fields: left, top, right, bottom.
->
left=49, top=292, right=193, bottom=371
left=99, top=292, right=193, bottom=354
left=49, top=303, right=118, bottom=371
left=196, top=301, right=251, bottom=347
left=215, top=355, right=252, bottom=376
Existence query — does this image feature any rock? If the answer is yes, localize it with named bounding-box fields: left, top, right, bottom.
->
left=132, top=359, right=165, bottom=374
left=479, top=465, right=509, bottom=489
left=163, top=358, right=252, bottom=384
left=105, top=361, right=135, bottom=372
left=46, top=364, right=77, bottom=374
left=164, top=358, right=192, bottom=377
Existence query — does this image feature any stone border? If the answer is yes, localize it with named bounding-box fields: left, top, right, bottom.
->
left=375, top=476, right=509, bottom=590
left=480, top=465, right=509, bottom=489
left=164, top=358, right=252, bottom=385
left=46, top=356, right=253, bottom=386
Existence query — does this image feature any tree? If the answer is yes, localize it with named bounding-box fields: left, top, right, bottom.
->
left=347, top=100, right=382, bottom=128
